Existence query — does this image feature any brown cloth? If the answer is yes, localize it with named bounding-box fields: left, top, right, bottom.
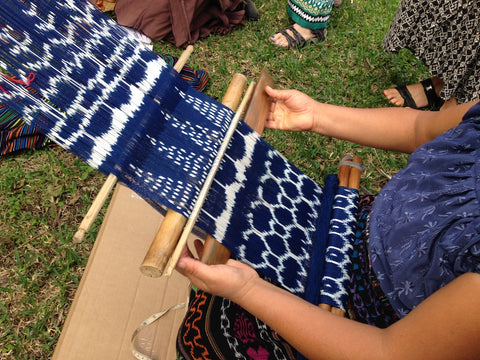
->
left=114, top=0, right=245, bottom=48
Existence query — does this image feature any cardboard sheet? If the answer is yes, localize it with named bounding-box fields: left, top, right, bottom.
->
left=53, top=183, right=191, bottom=360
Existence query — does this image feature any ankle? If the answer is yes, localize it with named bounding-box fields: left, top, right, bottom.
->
left=431, top=77, right=444, bottom=96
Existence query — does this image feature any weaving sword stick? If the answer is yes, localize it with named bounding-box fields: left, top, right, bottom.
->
left=72, top=45, right=195, bottom=243
left=140, top=73, right=248, bottom=277
left=201, top=69, right=274, bottom=265
left=163, top=81, right=257, bottom=276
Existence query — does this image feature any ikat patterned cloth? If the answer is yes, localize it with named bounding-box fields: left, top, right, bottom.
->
left=0, top=0, right=359, bottom=303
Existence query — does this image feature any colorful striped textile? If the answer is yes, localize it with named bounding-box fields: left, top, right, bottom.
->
left=0, top=102, right=51, bottom=155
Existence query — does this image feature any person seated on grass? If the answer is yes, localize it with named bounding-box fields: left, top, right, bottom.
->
left=176, top=85, right=480, bottom=360
left=113, top=0, right=259, bottom=49
left=269, top=0, right=342, bottom=49
left=382, top=0, right=480, bottom=111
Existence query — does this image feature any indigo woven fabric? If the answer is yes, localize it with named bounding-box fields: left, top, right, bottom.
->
left=370, top=102, right=480, bottom=317
left=0, top=0, right=233, bottom=218
left=0, top=0, right=359, bottom=299
left=319, top=185, right=359, bottom=310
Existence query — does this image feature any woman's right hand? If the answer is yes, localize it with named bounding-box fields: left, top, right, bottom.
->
left=265, top=86, right=317, bottom=132
left=176, top=240, right=260, bottom=303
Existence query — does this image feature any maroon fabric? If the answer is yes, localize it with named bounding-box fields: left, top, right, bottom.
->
left=114, top=0, right=245, bottom=48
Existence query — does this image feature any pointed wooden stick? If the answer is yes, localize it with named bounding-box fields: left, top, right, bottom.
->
left=140, top=70, right=274, bottom=276
left=163, top=81, right=257, bottom=276
left=140, top=73, right=248, bottom=277
left=73, top=45, right=194, bottom=243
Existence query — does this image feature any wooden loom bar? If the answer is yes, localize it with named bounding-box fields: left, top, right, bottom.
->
left=140, top=73, right=249, bottom=277
left=163, top=81, right=257, bottom=276
left=141, top=69, right=274, bottom=276
left=73, top=45, right=194, bottom=243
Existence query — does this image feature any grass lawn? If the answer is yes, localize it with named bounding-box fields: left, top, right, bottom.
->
left=0, top=0, right=429, bottom=358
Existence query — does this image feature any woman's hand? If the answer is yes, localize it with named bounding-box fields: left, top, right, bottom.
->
left=176, top=240, right=260, bottom=303
left=265, top=86, right=317, bottom=132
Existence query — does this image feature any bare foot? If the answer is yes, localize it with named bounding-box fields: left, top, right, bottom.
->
left=383, top=83, right=429, bottom=108
left=383, top=77, right=444, bottom=108
left=269, top=23, right=315, bottom=48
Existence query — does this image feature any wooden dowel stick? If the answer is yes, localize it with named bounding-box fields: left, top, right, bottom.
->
left=348, top=155, right=363, bottom=189
left=337, top=159, right=351, bottom=187
left=73, top=173, right=118, bottom=243
left=163, top=82, right=257, bottom=276
left=72, top=46, right=194, bottom=243
left=201, top=69, right=274, bottom=265
left=140, top=73, right=248, bottom=277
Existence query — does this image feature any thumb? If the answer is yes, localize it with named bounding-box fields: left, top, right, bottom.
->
left=265, top=85, right=289, bottom=101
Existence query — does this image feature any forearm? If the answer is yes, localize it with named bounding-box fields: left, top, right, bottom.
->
left=235, top=273, right=480, bottom=360
left=311, top=103, right=425, bottom=153
left=234, top=277, right=384, bottom=360
left=310, top=101, right=474, bottom=153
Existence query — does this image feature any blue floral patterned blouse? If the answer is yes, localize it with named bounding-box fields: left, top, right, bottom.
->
left=369, top=102, right=480, bottom=318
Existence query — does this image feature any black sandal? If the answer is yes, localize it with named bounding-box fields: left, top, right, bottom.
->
left=394, top=78, right=444, bottom=110
left=270, top=25, right=327, bottom=49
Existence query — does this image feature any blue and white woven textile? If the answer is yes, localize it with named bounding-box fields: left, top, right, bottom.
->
left=0, top=0, right=359, bottom=304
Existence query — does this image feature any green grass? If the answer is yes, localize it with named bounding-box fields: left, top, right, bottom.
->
left=0, top=0, right=429, bottom=358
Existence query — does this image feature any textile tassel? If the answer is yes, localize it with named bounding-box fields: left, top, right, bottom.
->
left=0, top=0, right=360, bottom=300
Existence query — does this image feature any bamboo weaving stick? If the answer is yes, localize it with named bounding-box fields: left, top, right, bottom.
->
left=141, top=70, right=274, bottom=276
left=348, top=155, right=363, bottom=190
left=162, top=81, right=257, bottom=276
left=73, top=45, right=194, bottom=243
left=201, top=69, right=274, bottom=265
left=140, top=73, right=248, bottom=277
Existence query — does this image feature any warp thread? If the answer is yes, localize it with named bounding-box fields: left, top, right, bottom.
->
left=0, top=0, right=359, bottom=303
